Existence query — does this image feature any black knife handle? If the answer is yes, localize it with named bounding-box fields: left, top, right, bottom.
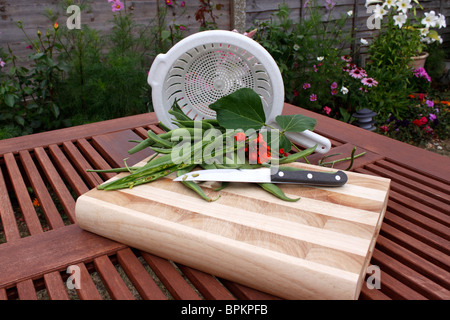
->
left=270, top=169, right=348, bottom=187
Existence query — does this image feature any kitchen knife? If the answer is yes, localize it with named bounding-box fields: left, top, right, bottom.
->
left=173, top=168, right=347, bottom=187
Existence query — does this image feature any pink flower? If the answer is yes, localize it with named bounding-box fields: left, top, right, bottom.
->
left=293, top=89, right=299, bottom=97
left=425, top=100, right=434, bottom=107
left=323, top=106, right=331, bottom=115
left=302, top=83, right=311, bottom=90
left=349, top=68, right=366, bottom=79
left=341, top=55, right=352, bottom=62
left=165, top=0, right=173, bottom=6
left=111, top=0, right=124, bottom=12
left=26, top=45, right=33, bottom=49
left=0, top=58, right=5, bottom=68
left=179, top=25, right=186, bottom=31
left=361, top=77, right=378, bottom=87
left=310, top=94, right=317, bottom=102
left=429, top=114, right=437, bottom=121
left=330, top=82, right=338, bottom=89
left=313, top=65, right=318, bottom=72
left=331, top=88, right=338, bottom=95
left=380, top=125, right=388, bottom=132
left=180, top=1, right=186, bottom=7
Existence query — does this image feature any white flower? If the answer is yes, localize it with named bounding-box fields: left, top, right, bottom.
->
left=393, top=13, right=407, bottom=28
left=437, top=35, right=443, bottom=44
left=383, top=0, right=396, bottom=9
left=360, top=38, right=369, bottom=45
left=419, top=27, right=430, bottom=37
left=437, top=13, right=446, bottom=29
left=293, top=44, right=300, bottom=51
left=365, top=0, right=382, bottom=8
left=373, top=4, right=387, bottom=19
left=341, top=86, right=349, bottom=95
left=421, top=11, right=438, bottom=28
left=396, top=0, right=412, bottom=14
left=317, top=56, right=324, bottom=61
left=347, top=10, right=353, bottom=17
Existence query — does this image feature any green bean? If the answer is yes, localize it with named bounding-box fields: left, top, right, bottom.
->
left=257, top=183, right=300, bottom=202
left=148, top=146, right=173, bottom=154
left=158, top=121, right=172, bottom=132
left=147, top=130, right=174, bottom=148
left=128, top=138, right=154, bottom=155
left=278, top=145, right=316, bottom=164
left=173, top=120, right=214, bottom=131
left=176, top=165, right=220, bottom=202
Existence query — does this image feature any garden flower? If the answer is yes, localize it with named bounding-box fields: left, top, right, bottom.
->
left=341, top=86, right=349, bottom=95
left=437, top=13, right=446, bottom=29
left=360, top=38, right=369, bottom=45
left=349, top=68, right=365, bottom=79
left=347, top=10, right=353, bottom=17
left=313, top=65, right=318, bottom=72
left=330, top=82, right=338, bottom=90
left=341, top=55, right=352, bottom=62
left=425, top=100, right=434, bottom=108
left=26, top=45, right=32, bottom=49
left=429, top=114, right=437, bottom=121
left=396, top=0, right=412, bottom=14
left=181, top=1, right=186, bottom=7
left=166, top=0, right=173, bottom=6
left=0, top=58, right=5, bottom=68
left=325, top=0, right=336, bottom=10
left=373, top=4, right=387, bottom=19
left=323, top=106, right=331, bottom=115
left=383, top=0, right=396, bottom=9
left=293, top=44, right=300, bottom=51
left=421, top=11, right=438, bottom=28
left=310, top=94, right=317, bottom=102
left=317, top=56, right=324, bottom=61
left=393, top=12, right=407, bottom=28
left=303, top=83, right=311, bottom=89
left=111, top=0, right=124, bottom=12
left=331, top=88, right=338, bottom=95
left=380, top=125, right=389, bottom=132
left=361, top=77, right=378, bottom=87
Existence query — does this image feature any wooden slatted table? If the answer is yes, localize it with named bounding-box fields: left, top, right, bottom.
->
left=0, top=103, right=449, bottom=300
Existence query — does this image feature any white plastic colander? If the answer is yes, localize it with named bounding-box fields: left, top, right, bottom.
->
left=147, top=30, right=331, bottom=153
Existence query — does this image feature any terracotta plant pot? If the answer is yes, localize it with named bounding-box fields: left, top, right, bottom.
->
left=408, top=52, right=429, bottom=69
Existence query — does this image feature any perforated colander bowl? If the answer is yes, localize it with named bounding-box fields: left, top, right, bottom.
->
left=148, top=30, right=330, bottom=153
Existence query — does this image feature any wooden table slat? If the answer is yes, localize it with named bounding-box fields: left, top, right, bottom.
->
left=44, top=271, right=70, bottom=300
left=48, top=144, right=90, bottom=197
left=0, top=165, right=21, bottom=242
left=34, top=147, right=77, bottom=224
left=383, top=208, right=450, bottom=256
left=371, top=248, right=450, bottom=300
left=93, top=255, right=135, bottom=300
left=375, top=159, right=450, bottom=194
left=74, top=263, right=103, bottom=300
left=359, top=281, right=392, bottom=300
left=140, top=252, right=201, bottom=300
left=4, top=153, right=43, bottom=236
left=370, top=268, right=427, bottom=300
left=376, top=235, right=450, bottom=290
left=178, top=265, right=236, bottom=300
left=77, top=139, right=116, bottom=181
left=380, top=222, right=450, bottom=271
left=116, top=248, right=167, bottom=300
left=16, top=279, right=37, bottom=300
left=365, top=163, right=450, bottom=206
left=0, top=224, right=127, bottom=288
left=0, top=288, right=7, bottom=300
left=19, top=150, right=65, bottom=230
left=62, top=141, right=104, bottom=188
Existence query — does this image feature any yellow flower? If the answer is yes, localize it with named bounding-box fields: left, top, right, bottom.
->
left=37, top=29, right=41, bottom=37
left=54, top=22, right=59, bottom=30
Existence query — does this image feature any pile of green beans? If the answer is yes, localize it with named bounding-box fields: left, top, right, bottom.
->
left=88, top=104, right=318, bottom=202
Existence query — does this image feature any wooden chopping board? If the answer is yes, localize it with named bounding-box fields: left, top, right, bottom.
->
left=75, top=159, right=390, bottom=300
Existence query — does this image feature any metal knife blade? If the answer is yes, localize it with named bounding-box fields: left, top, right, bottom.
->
left=173, top=168, right=347, bottom=187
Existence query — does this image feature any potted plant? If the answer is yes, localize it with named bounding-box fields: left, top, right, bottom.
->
left=367, top=0, right=446, bottom=68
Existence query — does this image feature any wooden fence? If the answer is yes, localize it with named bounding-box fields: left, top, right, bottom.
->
left=0, top=0, right=448, bottom=62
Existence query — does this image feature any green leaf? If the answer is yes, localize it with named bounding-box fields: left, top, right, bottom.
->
left=4, top=93, right=16, bottom=107
left=275, top=114, right=316, bottom=133
left=14, top=115, right=25, bottom=126
left=209, top=88, right=266, bottom=131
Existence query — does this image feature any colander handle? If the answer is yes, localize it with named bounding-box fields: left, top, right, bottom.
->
left=148, top=54, right=167, bottom=89
left=284, top=130, right=331, bottom=154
